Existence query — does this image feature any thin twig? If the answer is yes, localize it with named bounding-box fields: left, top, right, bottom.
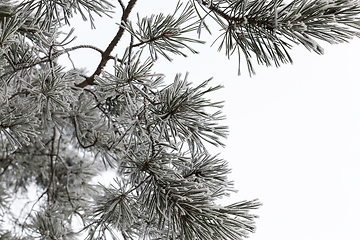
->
left=131, top=31, right=171, bottom=48
left=71, top=116, right=98, bottom=149
left=118, top=0, right=125, bottom=12
left=75, top=0, right=138, bottom=88
left=48, top=44, right=56, bottom=81
left=125, top=175, right=151, bottom=195
left=0, top=45, right=121, bottom=81
left=62, top=46, right=76, bottom=69
left=128, top=34, right=134, bottom=66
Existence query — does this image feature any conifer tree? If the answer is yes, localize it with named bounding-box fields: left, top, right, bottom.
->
left=1, top=0, right=360, bottom=239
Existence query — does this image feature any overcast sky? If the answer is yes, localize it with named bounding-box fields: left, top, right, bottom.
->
left=60, top=1, right=360, bottom=239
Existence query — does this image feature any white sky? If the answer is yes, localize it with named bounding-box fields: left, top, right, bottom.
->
left=59, top=1, right=360, bottom=239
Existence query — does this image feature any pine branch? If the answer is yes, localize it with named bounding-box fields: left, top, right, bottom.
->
left=118, top=0, right=126, bottom=12
left=195, top=0, right=360, bottom=75
left=1, top=57, right=113, bottom=98
left=0, top=44, right=121, bottom=81
left=54, top=45, right=122, bottom=62
left=5, top=0, right=360, bottom=239
left=75, top=0, right=138, bottom=88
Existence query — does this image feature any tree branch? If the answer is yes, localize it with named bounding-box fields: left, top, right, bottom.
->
left=0, top=45, right=121, bottom=81
left=75, top=0, right=138, bottom=88
left=118, top=0, right=125, bottom=12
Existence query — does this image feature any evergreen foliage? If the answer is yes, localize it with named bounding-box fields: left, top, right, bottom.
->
left=1, top=0, right=360, bottom=239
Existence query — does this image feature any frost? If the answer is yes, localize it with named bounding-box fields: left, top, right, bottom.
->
left=327, top=39, right=336, bottom=44
left=65, top=2, right=71, bottom=10
left=170, top=27, right=181, bottom=35
left=316, top=44, right=324, bottom=54
left=294, top=32, right=324, bottom=54
left=274, top=7, right=278, bottom=29
left=296, top=21, right=307, bottom=32
left=320, top=0, right=334, bottom=4
left=235, top=28, right=242, bottom=34
left=300, top=22, right=307, bottom=29
left=307, top=37, right=324, bottom=54
left=294, top=13, right=302, bottom=19
left=319, top=3, right=336, bottom=11
left=328, top=14, right=336, bottom=22
left=243, top=17, right=248, bottom=25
